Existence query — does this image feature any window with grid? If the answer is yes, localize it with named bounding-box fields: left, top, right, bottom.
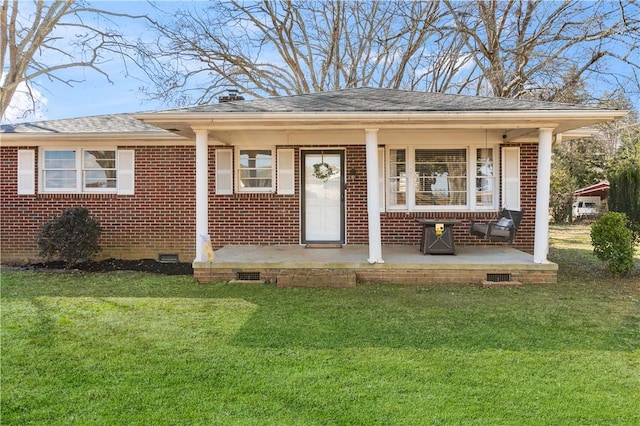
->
left=40, top=148, right=132, bottom=194
left=83, top=150, right=117, bottom=190
left=43, top=150, right=78, bottom=191
left=386, top=146, right=498, bottom=211
left=387, top=148, right=407, bottom=208
left=237, top=149, right=274, bottom=192
left=475, top=148, right=495, bottom=208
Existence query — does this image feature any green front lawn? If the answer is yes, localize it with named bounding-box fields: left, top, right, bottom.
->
left=2, top=226, right=639, bottom=425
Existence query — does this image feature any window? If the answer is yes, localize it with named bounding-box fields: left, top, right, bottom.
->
left=475, top=148, right=495, bottom=208
left=83, top=150, right=116, bottom=190
left=386, top=146, right=497, bottom=211
left=237, top=148, right=274, bottom=192
left=43, top=150, right=77, bottom=190
left=388, top=148, right=407, bottom=207
left=39, top=148, right=134, bottom=194
left=415, top=149, right=467, bottom=207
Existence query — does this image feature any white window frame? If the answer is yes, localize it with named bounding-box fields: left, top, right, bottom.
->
left=385, top=144, right=499, bottom=212
left=41, top=148, right=81, bottom=193
left=235, top=147, right=276, bottom=193
left=39, top=147, right=125, bottom=194
left=471, top=145, right=498, bottom=211
left=82, top=149, right=118, bottom=192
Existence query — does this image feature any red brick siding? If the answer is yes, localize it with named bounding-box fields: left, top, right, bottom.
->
left=1, top=145, right=196, bottom=263
left=345, top=146, right=370, bottom=243
left=194, top=266, right=557, bottom=285
left=208, top=146, right=300, bottom=247
left=1, top=142, right=537, bottom=263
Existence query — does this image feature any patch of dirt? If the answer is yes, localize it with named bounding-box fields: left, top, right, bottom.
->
left=12, top=259, right=193, bottom=275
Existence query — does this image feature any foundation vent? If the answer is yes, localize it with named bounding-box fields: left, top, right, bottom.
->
left=236, top=271, right=261, bottom=281
left=486, top=273, right=511, bottom=282
left=158, top=253, right=179, bottom=263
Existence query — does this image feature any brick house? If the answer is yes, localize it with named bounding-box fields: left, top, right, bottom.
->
left=0, top=88, right=626, bottom=282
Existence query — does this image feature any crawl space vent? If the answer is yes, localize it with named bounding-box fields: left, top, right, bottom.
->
left=236, top=271, right=261, bottom=281
left=486, top=273, right=511, bottom=282
left=158, top=253, right=179, bottom=263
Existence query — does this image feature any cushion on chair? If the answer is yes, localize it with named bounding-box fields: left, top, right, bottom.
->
left=494, top=217, right=514, bottom=230
left=489, top=227, right=511, bottom=239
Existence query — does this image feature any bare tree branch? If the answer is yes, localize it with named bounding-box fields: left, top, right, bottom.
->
left=135, top=0, right=451, bottom=105
left=442, top=0, right=640, bottom=101
left=1, top=0, right=152, bottom=120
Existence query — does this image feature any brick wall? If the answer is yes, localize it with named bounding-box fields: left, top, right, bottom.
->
left=208, top=146, right=301, bottom=247
left=1, top=142, right=537, bottom=264
left=1, top=145, right=196, bottom=264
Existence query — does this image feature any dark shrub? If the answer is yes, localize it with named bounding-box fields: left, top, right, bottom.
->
left=37, top=207, right=101, bottom=268
left=608, top=161, right=640, bottom=244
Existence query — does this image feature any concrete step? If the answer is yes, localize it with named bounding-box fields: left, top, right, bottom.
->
left=277, top=269, right=356, bottom=288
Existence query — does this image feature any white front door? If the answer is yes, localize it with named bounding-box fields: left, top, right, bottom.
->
left=302, top=151, right=345, bottom=244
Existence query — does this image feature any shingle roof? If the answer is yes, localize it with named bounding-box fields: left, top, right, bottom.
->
left=2, top=88, right=619, bottom=136
left=0, top=113, right=167, bottom=134
left=158, top=87, right=607, bottom=114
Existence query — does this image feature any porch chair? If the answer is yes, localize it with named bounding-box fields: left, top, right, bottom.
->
left=469, top=209, right=524, bottom=244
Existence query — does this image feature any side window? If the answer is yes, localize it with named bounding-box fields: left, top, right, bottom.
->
left=475, top=147, right=495, bottom=209
left=387, top=148, right=407, bottom=208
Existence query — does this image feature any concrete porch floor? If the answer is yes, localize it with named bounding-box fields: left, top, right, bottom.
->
left=193, top=245, right=558, bottom=286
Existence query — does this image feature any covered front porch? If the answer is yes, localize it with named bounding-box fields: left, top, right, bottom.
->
left=193, top=245, right=558, bottom=286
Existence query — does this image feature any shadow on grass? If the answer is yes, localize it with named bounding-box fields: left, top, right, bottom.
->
left=226, top=286, right=640, bottom=352
left=3, top=242, right=639, bottom=354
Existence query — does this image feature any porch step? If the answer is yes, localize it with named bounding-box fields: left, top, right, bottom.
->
left=305, top=244, right=343, bottom=249
left=480, top=279, right=523, bottom=288
left=277, top=269, right=356, bottom=288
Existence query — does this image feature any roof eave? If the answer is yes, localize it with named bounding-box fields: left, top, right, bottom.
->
left=135, top=109, right=627, bottom=122
left=0, top=131, right=187, bottom=146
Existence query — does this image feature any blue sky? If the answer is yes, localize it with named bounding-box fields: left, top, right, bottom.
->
left=3, top=0, right=639, bottom=124
left=3, top=1, right=177, bottom=123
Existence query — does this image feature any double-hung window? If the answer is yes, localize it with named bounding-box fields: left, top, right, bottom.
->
left=386, top=146, right=497, bottom=211
left=216, top=147, right=293, bottom=195
left=237, top=148, right=274, bottom=192
left=83, top=150, right=117, bottom=190
left=43, top=150, right=78, bottom=191
left=39, top=148, right=134, bottom=194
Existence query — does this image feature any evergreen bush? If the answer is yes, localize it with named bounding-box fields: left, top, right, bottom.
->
left=590, top=212, right=635, bottom=276
left=608, top=160, right=640, bottom=242
left=37, top=207, right=101, bottom=267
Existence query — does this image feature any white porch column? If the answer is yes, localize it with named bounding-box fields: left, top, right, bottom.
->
left=195, top=129, right=209, bottom=262
left=365, top=129, right=384, bottom=264
left=534, top=128, right=554, bottom=263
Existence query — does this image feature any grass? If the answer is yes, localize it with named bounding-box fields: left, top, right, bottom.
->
left=2, top=225, right=639, bottom=425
